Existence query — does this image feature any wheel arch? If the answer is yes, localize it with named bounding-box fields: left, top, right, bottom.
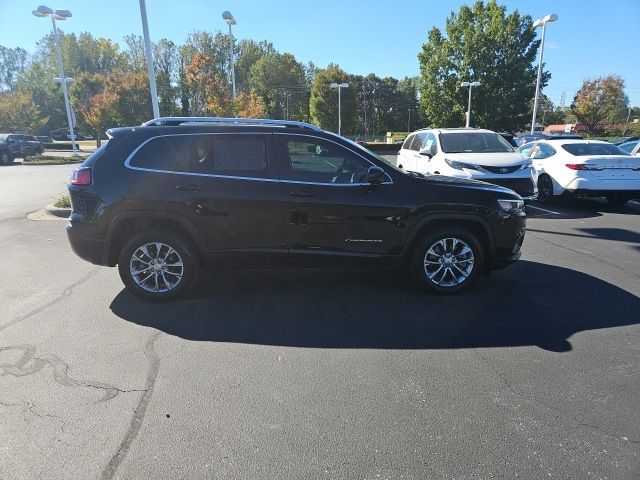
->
left=105, top=212, right=206, bottom=266
left=401, top=214, right=495, bottom=270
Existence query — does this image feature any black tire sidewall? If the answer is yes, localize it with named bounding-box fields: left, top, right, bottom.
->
left=537, top=174, right=553, bottom=203
left=117, top=230, right=199, bottom=302
left=411, top=227, right=484, bottom=294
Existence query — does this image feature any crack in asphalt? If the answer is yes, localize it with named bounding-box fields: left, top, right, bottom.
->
left=0, top=345, right=127, bottom=403
left=0, top=268, right=99, bottom=334
left=99, top=331, right=162, bottom=480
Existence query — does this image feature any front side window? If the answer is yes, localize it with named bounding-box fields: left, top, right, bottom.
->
left=409, top=133, right=426, bottom=151
left=129, top=136, right=188, bottom=171
left=284, top=137, right=372, bottom=184
left=561, top=143, right=628, bottom=156
left=439, top=132, right=514, bottom=153
left=186, top=135, right=268, bottom=177
left=402, top=135, right=414, bottom=150
left=423, top=133, right=437, bottom=154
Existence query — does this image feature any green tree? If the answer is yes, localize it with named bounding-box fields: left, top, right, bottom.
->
left=571, top=75, right=628, bottom=130
left=0, top=91, right=47, bottom=133
left=0, top=46, right=29, bottom=92
left=418, top=0, right=544, bottom=131
left=249, top=52, right=306, bottom=119
left=309, top=64, right=356, bottom=134
left=15, top=62, right=65, bottom=134
left=234, top=39, right=275, bottom=93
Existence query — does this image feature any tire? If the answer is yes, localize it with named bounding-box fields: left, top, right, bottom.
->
left=410, top=227, right=484, bottom=294
left=0, top=152, right=12, bottom=166
left=537, top=174, right=554, bottom=203
left=606, top=195, right=629, bottom=206
left=117, top=229, right=200, bottom=302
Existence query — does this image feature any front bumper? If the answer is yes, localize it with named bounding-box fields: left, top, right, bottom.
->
left=491, top=249, right=522, bottom=270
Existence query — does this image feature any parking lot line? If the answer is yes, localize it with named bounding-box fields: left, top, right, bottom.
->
left=526, top=204, right=563, bottom=215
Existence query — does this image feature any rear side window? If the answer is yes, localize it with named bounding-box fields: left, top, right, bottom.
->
left=561, top=143, right=628, bottom=156
left=129, top=136, right=188, bottom=171
left=186, top=135, right=268, bottom=178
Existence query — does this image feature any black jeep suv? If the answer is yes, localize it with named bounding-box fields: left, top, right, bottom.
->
left=66, top=117, right=526, bottom=301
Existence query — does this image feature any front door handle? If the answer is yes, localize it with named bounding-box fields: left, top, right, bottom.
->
left=289, top=190, right=315, bottom=198
left=176, top=184, right=205, bottom=192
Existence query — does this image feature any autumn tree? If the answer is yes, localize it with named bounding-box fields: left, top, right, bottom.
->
left=418, top=0, right=544, bottom=131
left=80, top=90, right=119, bottom=146
left=185, top=52, right=230, bottom=116
left=232, top=91, right=266, bottom=118
left=0, top=91, right=47, bottom=133
left=571, top=75, right=628, bottom=130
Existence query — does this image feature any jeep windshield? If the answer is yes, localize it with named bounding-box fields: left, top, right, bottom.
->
left=440, top=132, right=514, bottom=153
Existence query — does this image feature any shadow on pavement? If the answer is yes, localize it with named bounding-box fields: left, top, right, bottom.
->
left=110, top=260, right=640, bottom=353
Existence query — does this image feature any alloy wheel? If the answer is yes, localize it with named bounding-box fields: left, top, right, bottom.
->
left=129, top=242, right=184, bottom=293
left=423, top=237, right=475, bottom=288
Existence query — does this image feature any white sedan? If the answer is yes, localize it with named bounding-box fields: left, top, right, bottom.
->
left=518, top=139, right=640, bottom=205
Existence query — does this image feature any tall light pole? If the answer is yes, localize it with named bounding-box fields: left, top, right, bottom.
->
left=330, top=82, right=349, bottom=135
left=461, top=81, right=481, bottom=128
left=222, top=11, right=237, bottom=99
left=139, top=0, right=160, bottom=119
left=32, top=5, right=77, bottom=156
left=530, top=13, right=558, bottom=134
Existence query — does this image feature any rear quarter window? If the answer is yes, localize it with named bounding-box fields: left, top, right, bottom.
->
left=129, top=136, right=188, bottom=171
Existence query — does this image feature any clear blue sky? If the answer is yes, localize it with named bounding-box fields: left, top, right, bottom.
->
left=1, top=0, right=639, bottom=106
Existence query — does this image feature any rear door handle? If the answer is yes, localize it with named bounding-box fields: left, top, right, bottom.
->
left=289, top=190, right=316, bottom=198
left=176, top=184, right=205, bottom=192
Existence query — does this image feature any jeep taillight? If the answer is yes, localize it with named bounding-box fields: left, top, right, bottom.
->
left=71, top=167, right=92, bottom=186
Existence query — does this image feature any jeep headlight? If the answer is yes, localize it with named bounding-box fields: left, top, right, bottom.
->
left=497, top=199, right=525, bottom=216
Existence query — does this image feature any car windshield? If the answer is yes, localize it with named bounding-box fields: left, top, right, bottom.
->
left=439, top=132, right=514, bottom=153
left=561, top=143, right=629, bottom=156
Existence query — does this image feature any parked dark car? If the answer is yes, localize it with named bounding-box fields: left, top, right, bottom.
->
left=0, top=133, right=43, bottom=164
left=67, top=117, right=526, bottom=301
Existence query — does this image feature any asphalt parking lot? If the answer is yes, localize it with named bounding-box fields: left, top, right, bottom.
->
left=1, top=161, right=639, bottom=479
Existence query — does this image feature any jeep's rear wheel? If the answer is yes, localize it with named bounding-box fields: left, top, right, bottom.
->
left=411, top=227, right=484, bottom=294
left=117, top=230, right=199, bottom=301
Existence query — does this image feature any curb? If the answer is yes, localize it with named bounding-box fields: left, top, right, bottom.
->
left=45, top=204, right=71, bottom=218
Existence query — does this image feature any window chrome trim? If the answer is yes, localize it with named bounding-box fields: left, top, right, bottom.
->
left=123, top=132, right=394, bottom=186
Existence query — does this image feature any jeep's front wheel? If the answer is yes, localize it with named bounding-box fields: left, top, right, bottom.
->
left=117, top=230, right=199, bottom=302
left=411, top=228, right=484, bottom=293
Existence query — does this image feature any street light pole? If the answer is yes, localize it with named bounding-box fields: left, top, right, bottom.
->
left=461, top=81, right=481, bottom=127
left=531, top=13, right=558, bottom=135
left=330, top=82, right=349, bottom=135
left=32, top=5, right=77, bottom=156
left=222, top=11, right=237, bottom=99
left=139, top=0, right=160, bottom=119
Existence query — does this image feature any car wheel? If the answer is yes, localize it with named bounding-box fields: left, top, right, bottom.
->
left=117, top=230, right=200, bottom=302
left=537, top=174, right=554, bottom=203
left=410, top=227, right=484, bottom=294
left=0, top=152, right=12, bottom=165
left=606, top=195, right=629, bottom=206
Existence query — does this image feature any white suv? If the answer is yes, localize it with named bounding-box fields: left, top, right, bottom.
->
left=397, top=128, right=536, bottom=199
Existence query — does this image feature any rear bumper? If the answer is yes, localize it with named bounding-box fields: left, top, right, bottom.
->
left=66, top=224, right=110, bottom=266
left=565, top=178, right=640, bottom=196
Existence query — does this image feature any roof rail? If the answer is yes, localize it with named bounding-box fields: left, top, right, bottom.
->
left=141, top=116, right=322, bottom=131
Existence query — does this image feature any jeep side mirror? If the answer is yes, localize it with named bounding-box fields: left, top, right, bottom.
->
left=366, top=166, right=385, bottom=184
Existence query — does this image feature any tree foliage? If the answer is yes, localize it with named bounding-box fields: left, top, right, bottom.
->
left=571, top=75, right=628, bottom=130
left=0, top=46, right=29, bottom=92
left=418, top=0, right=544, bottom=131
left=310, top=64, right=356, bottom=133
left=0, top=91, right=47, bottom=133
